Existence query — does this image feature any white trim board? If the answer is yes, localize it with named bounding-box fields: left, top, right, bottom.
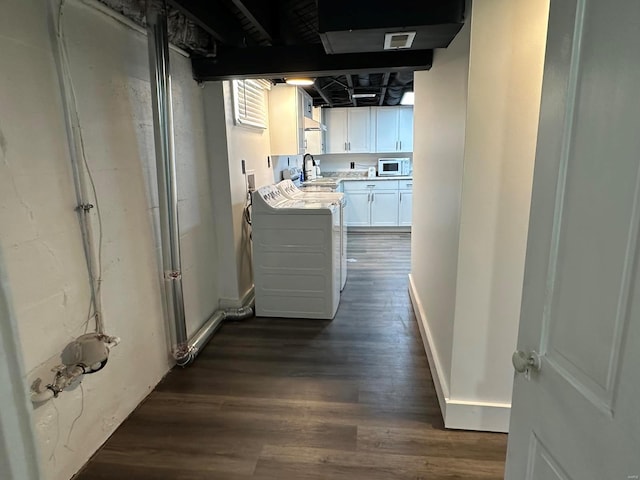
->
left=408, top=273, right=511, bottom=433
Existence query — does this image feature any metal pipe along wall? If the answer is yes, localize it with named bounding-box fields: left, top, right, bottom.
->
left=146, top=1, right=255, bottom=366
left=146, top=0, right=188, bottom=356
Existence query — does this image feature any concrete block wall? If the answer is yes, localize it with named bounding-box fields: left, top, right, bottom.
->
left=0, top=1, right=222, bottom=478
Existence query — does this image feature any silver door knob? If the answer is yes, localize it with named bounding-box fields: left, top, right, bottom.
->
left=512, top=350, right=542, bottom=374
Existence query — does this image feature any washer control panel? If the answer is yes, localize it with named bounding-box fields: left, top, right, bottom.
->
left=255, top=185, right=286, bottom=207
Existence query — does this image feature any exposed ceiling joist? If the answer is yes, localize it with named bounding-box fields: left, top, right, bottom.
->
left=168, top=0, right=249, bottom=47
left=192, top=45, right=433, bottom=81
left=345, top=74, right=356, bottom=107
left=230, top=0, right=274, bottom=44
left=313, top=79, right=334, bottom=107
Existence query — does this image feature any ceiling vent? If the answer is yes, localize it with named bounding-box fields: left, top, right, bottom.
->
left=318, top=0, right=465, bottom=54
left=384, top=32, right=417, bottom=50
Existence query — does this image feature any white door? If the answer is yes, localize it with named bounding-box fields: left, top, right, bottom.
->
left=506, top=1, right=640, bottom=479
left=374, top=107, right=400, bottom=152
left=324, top=108, right=348, bottom=153
left=397, top=107, right=413, bottom=152
left=347, top=107, right=371, bottom=153
left=398, top=190, right=413, bottom=226
left=345, top=192, right=370, bottom=226
left=370, top=190, right=399, bottom=226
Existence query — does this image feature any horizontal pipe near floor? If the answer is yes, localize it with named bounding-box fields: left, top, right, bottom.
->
left=175, top=292, right=255, bottom=367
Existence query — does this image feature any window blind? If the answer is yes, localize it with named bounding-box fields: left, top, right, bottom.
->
left=232, top=79, right=271, bottom=129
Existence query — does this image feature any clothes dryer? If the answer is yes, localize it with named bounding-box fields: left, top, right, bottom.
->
left=252, top=185, right=341, bottom=319
left=276, top=179, right=347, bottom=291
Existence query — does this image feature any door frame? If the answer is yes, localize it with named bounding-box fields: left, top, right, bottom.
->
left=0, top=249, right=41, bottom=480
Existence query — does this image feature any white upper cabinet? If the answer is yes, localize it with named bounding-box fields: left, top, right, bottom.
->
left=324, top=107, right=371, bottom=153
left=397, top=107, right=414, bottom=152
left=269, top=84, right=310, bottom=155
left=325, top=108, right=349, bottom=154
left=346, top=108, right=371, bottom=153
left=374, top=106, right=414, bottom=153
left=374, top=108, right=400, bottom=152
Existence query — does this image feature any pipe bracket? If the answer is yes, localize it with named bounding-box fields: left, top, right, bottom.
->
left=76, top=203, right=94, bottom=212
left=164, top=270, right=182, bottom=280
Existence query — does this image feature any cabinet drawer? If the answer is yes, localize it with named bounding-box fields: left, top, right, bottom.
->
left=343, top=180, right=399, bottom=192
left=400, top=180, right=413, bottom=191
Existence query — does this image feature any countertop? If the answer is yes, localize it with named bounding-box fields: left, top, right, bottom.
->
left=303, top=173, right=413, bottom=187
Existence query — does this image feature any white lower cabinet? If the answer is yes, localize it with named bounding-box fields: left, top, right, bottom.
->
left=398, top=180, right=413, bottom=226
left=345, top=192, right=371, bottom=226
left=344, top=179, right=410, bottom=227
left=371, top=191, right=399, bottom=226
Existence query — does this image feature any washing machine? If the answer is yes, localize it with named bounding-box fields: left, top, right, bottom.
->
left=276, top=179, right=347, bottom=291
left=252, top=184, right=341, bottom=319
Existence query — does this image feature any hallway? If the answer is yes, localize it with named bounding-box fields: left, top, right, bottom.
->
left=76, top=233, right=507, bottom=479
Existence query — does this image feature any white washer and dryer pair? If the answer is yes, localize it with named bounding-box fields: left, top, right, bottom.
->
left=276, top=179, right=347, bottom=291
left=252, top=184, right=341, bottom=319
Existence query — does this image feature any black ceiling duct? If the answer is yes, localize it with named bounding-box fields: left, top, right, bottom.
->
left=385, top=71, right=413, bottom=106
left=318, top=0, right=465, bottom=54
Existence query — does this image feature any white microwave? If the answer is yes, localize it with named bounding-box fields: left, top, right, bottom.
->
left=378, top=158, right=411, bottom=176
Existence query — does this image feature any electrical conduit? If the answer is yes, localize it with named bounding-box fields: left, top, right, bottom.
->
left=146, top=1, right=254, bottom=367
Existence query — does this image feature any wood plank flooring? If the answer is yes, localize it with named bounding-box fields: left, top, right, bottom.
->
left=75, top=233, right=507, bottom=479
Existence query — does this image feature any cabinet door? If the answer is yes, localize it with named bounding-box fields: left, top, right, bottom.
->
left=397, top=107, right=414, bottom=152
left=347, top=108, right=371, bottom=153
left=345, top=191, right=370, bottom=226
left=374, top=107, right=400, bottom=152
left=398, top=190, right=413, bottom=226
left=324, top=108, right=348, bottom=153
left=269, top=84, right=304, bottom=155
left=304, top=131, right=324, bottom=155
left=371, top=190, right=399, bottom=226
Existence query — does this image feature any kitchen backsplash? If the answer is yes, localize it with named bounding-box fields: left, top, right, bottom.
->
left=270, top=152, right=413, bottom=182
left=271, top=154, right=303, bottom=183
left=313, top=152, right=413, bottom=172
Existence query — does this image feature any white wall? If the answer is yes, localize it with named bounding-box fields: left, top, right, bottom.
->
left=449, top=0, right=549, bottom=422
left=409, top=18, right=471, bottom=411
left=409, top=0, right=549, bottom=432
left=203, top=81, right=273, bottom=305
left=0, top=1, right=221, bottom=478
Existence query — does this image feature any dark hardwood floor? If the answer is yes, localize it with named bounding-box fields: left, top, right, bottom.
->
left=75, top=233, right=507, bottom=479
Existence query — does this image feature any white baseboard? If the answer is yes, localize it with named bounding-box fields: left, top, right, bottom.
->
left=219, top=285, right=255, bottom=309
left=408, top=273, right=450, bottom=419
left=445, top=399, right=511, bottom=433
left=408, top=274, right=511, bottom=433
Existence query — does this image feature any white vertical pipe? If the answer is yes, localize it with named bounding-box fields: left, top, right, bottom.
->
left=146, top=0, right=188, bottom=356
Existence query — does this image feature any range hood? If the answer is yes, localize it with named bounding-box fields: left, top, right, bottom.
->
left=318, top=0, right=465, bottom=54
left=304, top=116, right=326, bottom=132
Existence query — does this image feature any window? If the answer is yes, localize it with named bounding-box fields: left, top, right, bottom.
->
left=232, top=79, right=271, bottom=129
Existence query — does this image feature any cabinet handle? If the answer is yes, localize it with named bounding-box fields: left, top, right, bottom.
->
left=399, top=141, right=402, bottom=151
left=348, top=142, right=351, bottom=151
left=371, top=192, right=375, bottom=202
left=367, top=185, right=376, bottom=188
left=400, top=193, right=402, bottom=203
left=367, top=193, right=371, bottom=202
left=395, top=140, right=398, bottom=150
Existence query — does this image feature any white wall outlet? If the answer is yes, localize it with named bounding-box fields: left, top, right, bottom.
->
left=246, top=170, right=256, bottom=192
